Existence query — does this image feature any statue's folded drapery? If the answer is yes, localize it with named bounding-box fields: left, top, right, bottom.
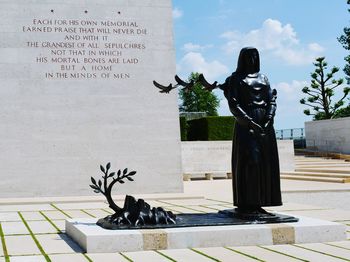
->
left=221, top=47, right=282, bottom=209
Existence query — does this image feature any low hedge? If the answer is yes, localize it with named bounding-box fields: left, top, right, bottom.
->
left=179, top=116, right=188, bottom=141
left=185, top=116, right=235, bottom=141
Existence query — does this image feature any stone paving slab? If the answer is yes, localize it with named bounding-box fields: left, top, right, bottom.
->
left=48, top=253, right=88, bottom=262
left=286, top=209, right=350, bottom=221
left=180, top=205, right=220, bottom=213
left=194, top=247, right=257, bottom=262
left=41, top=211, right=69, bottom=220
left=20, top=212, right=45, bottom=221
left=64, top=210, right=94, bottom=219
left=263, top=244, right=345, bottom=262
left=86, top=253, right=128, bottom=262
left=36, top=234, right=83, bottom=254
left=54, top=202, right=107, bottom=210
left=159, top=248, right=214, bottom=261
left=231, top=245, right=300, bottom=261
left=9, top=255, right=46, bottom=262
left=5, top=235, right=40, bottom=256
left=0, top=212, right=21, bottom=222
left=0, top=204, right=54, bottom=212
left=1, top=221, right=29, bottom=235
left=266, top=202, right=328, bottom=211
left=123, top=250, right=170, bottom=261
left=51, top=220, right=66, bottom=232
left=81, top=209, right=110, bottom=218
left=295, top=242, right=350, bottom=260
left=162, top=205, right=203, bottom=214
left=328, top=240, right=350, bottom=250
left=27, top=220, right=59, bottom=234
left=158, top=198, right=224, bottom=206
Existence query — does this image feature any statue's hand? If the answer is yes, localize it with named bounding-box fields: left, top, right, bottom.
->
left=264, top=116, right=274, bottom=130
left=249, top=121, right=264, bottom=136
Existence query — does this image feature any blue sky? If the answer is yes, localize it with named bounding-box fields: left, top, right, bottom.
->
left=172, top=0, right=349, bottom=129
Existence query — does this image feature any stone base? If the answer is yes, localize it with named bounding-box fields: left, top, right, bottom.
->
left=66, top=214, right=346, bottom=253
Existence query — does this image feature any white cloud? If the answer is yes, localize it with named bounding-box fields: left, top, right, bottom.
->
left=272, top=80, right=309, bottom=128
left=308, top=43, right=325, bottom=53
left=172, top=8, right=183, bottom=19
left=177, top=52, right=229, bottom=82
left=273, top=80, right=308, bottom=99
left=221, top=19, right=324, bottom=65
left=182, top=42, right=213, bottom=52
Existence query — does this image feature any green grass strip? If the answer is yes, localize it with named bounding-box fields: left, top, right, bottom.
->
left=293, top=244, right=350, bottom=261
left=0, top=223, right=10, bottom=262
left=154, top=250, right=177, bottom=262
left=258, top=246, right=308, bottom=262
left=119, top=252, right=134, bottom=262
left=80, top=209, right=96, bottom=218
left=18, top=212, right=51, bottom=262
left=50, top=203, right=72, bottom=218
left=102, top=208, right=113, bottom=214
left=39, top=211, right=62, bottom=233
left=191, top=248, right=220, bottom=261
left=155, top=200, right=206, bottom=213
left=155, top=250, right=177, bottom=262
left=198, top=205, right=223, bottom=211
left=325, top=242, right=350, bottom=251
left=206, top=198, right=233, bottom=204
left=83, top=253, right=93, bottom=262
left=225, top=247, right=265, bottom=261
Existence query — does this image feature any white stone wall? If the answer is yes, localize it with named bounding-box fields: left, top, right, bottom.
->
left=305, top=117, right=350, bottom=154
left=181, top=140, right=295, bottom=174
left=0, top=0, right=183, bottom=197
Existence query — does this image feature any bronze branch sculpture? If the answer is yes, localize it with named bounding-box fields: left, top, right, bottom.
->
left=90, top=163, right=176, bottom=229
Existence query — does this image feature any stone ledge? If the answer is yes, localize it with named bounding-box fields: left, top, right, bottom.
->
left=66, top=214, right=346, bottom=253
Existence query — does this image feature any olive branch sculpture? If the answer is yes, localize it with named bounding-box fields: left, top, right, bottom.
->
left=90, top=163, right=176, bottom=228
left=90, top=162, right=136, bottom=215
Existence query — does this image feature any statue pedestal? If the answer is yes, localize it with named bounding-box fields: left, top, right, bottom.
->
left=66, top=214, right=346, bottom=253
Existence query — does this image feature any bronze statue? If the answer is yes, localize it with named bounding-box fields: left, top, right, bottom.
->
left=155, top=47, right=282, bottom=218
left=219, top=47, right=282, bottom=216
left=90, top=48, right=296, bottom=230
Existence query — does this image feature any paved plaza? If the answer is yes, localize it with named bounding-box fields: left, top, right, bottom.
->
left=0, top=156, right=350, bottom=261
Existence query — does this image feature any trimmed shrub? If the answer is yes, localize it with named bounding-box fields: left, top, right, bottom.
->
left=187, top=116, right=235, bottom=141
left=179, top=116, right=188, bottom=141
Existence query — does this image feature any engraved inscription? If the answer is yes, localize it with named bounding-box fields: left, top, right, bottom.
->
left=23, top=18, right=148, bottom=80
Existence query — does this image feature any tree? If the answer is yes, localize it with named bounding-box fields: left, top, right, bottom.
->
left=300, top=57, right=350, bottom=120
left=338, top=0, right=350, bottom=84
left=179, top=72, right=220, bottom=116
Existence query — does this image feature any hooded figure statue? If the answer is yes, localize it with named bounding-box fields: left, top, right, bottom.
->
left=220, top=47, right=282, bottom=215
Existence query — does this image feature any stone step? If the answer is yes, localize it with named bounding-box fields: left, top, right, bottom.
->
left=295, top=159, right=346, bottom=163
left=183, top=172, right=231, bottom=181
left=282, top=171, right=350, bottom=179
left=296, top=164, right=350, bottom=168
left=280, top=175, right=347, bottom=183
left=295, top=168, right=350, bottom=174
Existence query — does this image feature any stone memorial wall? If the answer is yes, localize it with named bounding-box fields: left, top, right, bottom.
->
left=0, top=0, right=183, bottom=197
left=181, top=140, right=295, bottom=175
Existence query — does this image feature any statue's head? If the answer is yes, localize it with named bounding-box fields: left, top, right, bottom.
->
left=236, top=47, right=260, bottom=75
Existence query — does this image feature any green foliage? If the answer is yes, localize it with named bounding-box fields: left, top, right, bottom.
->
left=334, top=104, right=350, bottom=118
left=179, top=116, right=188, bottom=141
left=300, top=57, right=350, bottom=120
left=179, top=72, right=220, bottom=116
left=338, top=0, right=350, bottom=83
left=187, top=116, right=235, bottom=141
